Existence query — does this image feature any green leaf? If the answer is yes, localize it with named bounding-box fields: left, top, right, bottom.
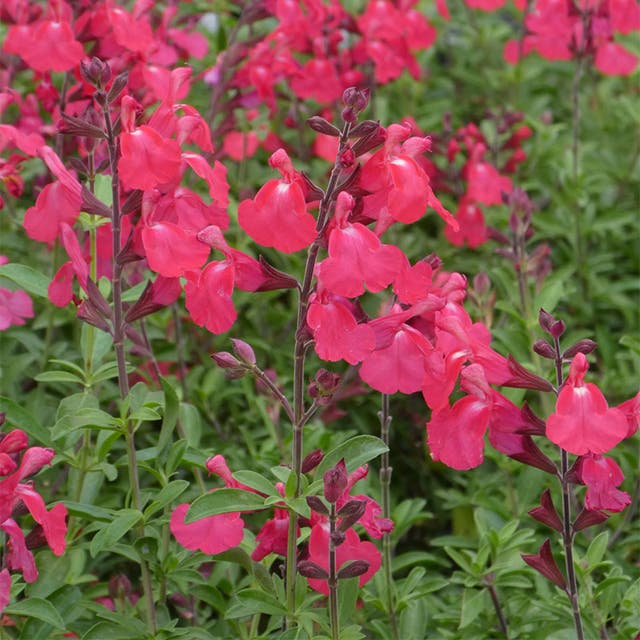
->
left=0, top=263, right=50, bottom=298
left=586, top=531, right=609, bottom=567
left=89, top=509, right=143, bottom=557
left=225, top=588, right=286, bottom=619
left=63, top=501, right=113, bottom=522
left=185, top=489, right=266, bottom=523
left=316, top=435, right=388, bottom=474
left=0, top=397, right=51, bottom=445
left=143, top=480, right=190, bottom=520
left=459, top=588, right=486, bottom=629
left=158, top=377, right=179, bottom=453
left=35, top=370, right=85, bottom=384
left=232, top=470, right=278, bottom=496
left=4, top=598, right=65, bottom=629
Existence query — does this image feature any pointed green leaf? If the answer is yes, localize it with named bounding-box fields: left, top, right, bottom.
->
left=317, top=435, right=388, bottom=474
left=186, top=489, right=266, bottom=523
left=4, top=598, right=65, bottom=629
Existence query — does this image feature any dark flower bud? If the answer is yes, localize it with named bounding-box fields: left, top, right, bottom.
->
left=308, top=368, right=341, bottom=406
left=350, top=119, right=381, bottom=139
left=503, top=355, right=554, bottom=392
left=549, top=319, right=565, bottom=339
left=80, top=57, right=112, bottom=88
left=342, top=87, right=370, bottom=112
left=211, top=352, right=245, bottom=378
left=528, top=489, right=562, bottom=532
left=230, top=339, right=256, bottom=365
left=297, top=560, right=329, bottom=580
left=81, top=185, right=112, bottom=218
left=337, top=560, right=370, bottom=580
left=299, top=172, right=325, bottom=203
left=424, top=254, right=443, bottom=271
left=94, top=89, right=108, bottom=107
left=0, top=413, right=5, bottom=427
left=341, top=106, right=358, bottom=123
left=522, top=539, right=567, bottom=590
left=533, top=339, right=556, bottom=359
left=538, top=308, right=555, bottom=332
left=58, top=113, right=106, bottom=139
left=306, top=495, right=329, bottom=516
left=337, top=499, right=367, bottom=532
left=302, top=449, right=324, bottom=474
left=307, top=116, right=340, bottom=137
left=107, top=72, right=129, bottom=103
left=255, top=256, right=299, bottom=291
left=86, top=278, right=113, bottom=319
left=562, top=339, right=597, bottom=360
left=24, top=524, right=47, bottom=550
left=108, top=574, right=132, bottom=600
left=330, top=530, right=346, bottom=546
left=351, top=124, right=386, bottom=156
left=473, top=272, right=491, bottom=296
left=573, top=508, right=609, bottom=532
left=77, top=300, right=112, bottom=333
left=323, top=459, right=348, bottom=504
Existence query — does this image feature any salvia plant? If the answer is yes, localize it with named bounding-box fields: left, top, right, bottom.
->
left=0, top=1, right=638, bottom=639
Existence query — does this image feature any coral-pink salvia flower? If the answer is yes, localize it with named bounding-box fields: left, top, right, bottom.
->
left=546, top=353, right=628, bottom=455
left=238, top=149, right=316, bottom=253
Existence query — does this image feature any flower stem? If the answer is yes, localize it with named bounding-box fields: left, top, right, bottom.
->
left=379, top=394, right=399, bottom=640
left=103, top=104, right=157, bottom=634
left=553, top=337, right=584, bottom=640
left=329, top=504, right=340, bottom=640
left=285, top=120, right=352, bottom=626
left=486, top=580, right=510, bottom=638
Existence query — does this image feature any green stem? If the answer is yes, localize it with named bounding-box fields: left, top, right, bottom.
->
left=379, top=394, right=399, bottom=640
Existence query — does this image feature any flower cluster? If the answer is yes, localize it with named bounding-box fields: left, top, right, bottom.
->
left=0, top=424, right=67, bottom=613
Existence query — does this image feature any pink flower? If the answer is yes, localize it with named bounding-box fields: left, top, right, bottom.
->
left=577, top=454, right=630, bottom=513
left=317, top=192, right=404, bottom=298
left=118, top=97, right=182, bottom=192
left=307, top=289, right=375, bottom=365
left=23, top=147, right=82, bottom=243
left=546, top=353, right=628, bottom=455
left=238, top=149, right=316, bottom=253
left=169, top=506, right=244, bottom=555
left=0, top=288, right=33, bottom=330
left=0, top=431, right=67, bottom=594
left=4, top=10, right=84, bottom=73
left=171, top=454, right=251, bottom=555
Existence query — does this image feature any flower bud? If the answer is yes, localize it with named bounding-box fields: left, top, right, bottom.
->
left=521, top=539, right=566, bottom=590
left=308, top=369, right=341, bottom=406
left=230, top=339, right=256, bottom=365
left=503, top=355, right=554, bottom=392
left=323, top=459, right=347, bottom=504
left=330, top=530, right=346, bottom=546
left=80, top=57, right=112, bottom=88
left=302, top=449, right=324, bottom=474
left=342, top=87, right=370, bottom=112
left=528, top=489, right=562, bottom=532
left=307, top=116, right=340, bottom=137
left=337, top=560, right=370, bottom=580
left=573, top=508, right=609, bottom=532
left=562, top=339, right=597, bottom=360
left=337, top=499, right=367, bottom=532
left=533, top=339, right=556, bottom=359
left=297, top=560, right=329, bottom=580
left=108, top=574, right=133, bottom=600
left=306, top=495, right=329, bottom=516
left=211, top=352, right=245, bottom=379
